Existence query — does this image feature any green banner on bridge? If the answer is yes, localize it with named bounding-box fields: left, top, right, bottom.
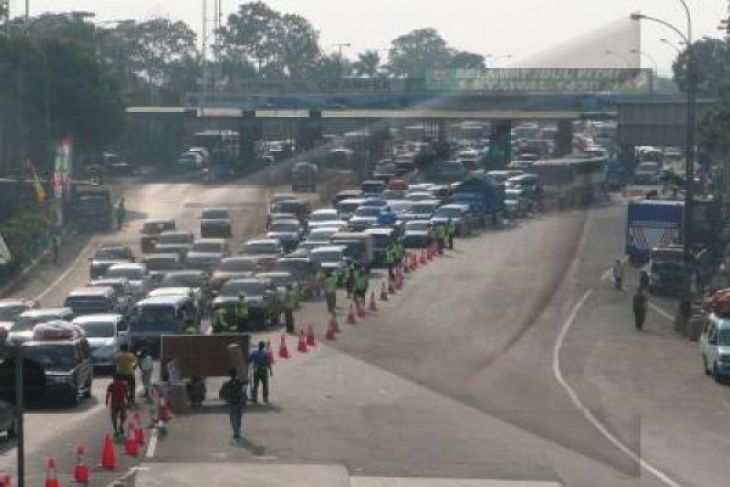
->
left=426, top=68, right=653, bottom=93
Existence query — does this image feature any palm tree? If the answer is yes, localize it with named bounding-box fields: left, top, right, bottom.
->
left=353, top=50, right=381, bottom=78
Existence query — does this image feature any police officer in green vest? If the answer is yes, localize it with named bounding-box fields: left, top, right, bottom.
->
left=236, top=293, right=249, bottom=331
left=447, top=218, right=456, bottom=250
left=385, top=243, right=395, bottom=281
left=212, top=304, right=229, bottom=334
left=436, top=224, right=446, bottom=254
left=324, top=271, right=338, bottom=313
left=345, top=262, right=356, bottom=298
left=284, top=285, right=296, bottom=334
left=354, top=266, right=368, bottom=305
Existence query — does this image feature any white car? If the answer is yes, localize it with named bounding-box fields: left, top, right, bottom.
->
left=700, top=313, right=730, bottom=382
left=72, top=314, right=128, bottom=370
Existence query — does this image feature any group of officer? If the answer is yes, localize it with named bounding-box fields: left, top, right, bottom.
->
left=211, top=286, right=298, bottom=335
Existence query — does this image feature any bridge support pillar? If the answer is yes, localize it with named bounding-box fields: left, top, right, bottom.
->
left=297, top=110, right=323, bottom=152
left=554, top=120, right=574, bottom=157
left=240, top=110, right=262, bottom=165
left=488, top=120, right=512, bottom=168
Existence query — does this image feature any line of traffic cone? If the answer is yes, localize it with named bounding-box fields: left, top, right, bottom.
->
left=278, top=334, right=290, bottom=359
left=297, top=329, right=308, bottom=352
left=133, top=412, right=146, bottom=445
left=306, top=324, right=316, bottom=347
left=325, top=320, right=337, bottom=341
left=0, top=473, right=11, bottom=487
left=380, top=281, right=388, bottom=301
left=158, top=396, right=170, bottom=423
left=43, top=457, right=60, bottom=487
left=420, top=249, right=427, bottom=264
left=329, top=313, right=341, bottom=333
left=356, top=298, right=366, bottom=318
left=73, top=445, right=89, bottom=483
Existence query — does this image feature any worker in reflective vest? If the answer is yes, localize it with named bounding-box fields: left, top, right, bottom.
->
left=236, top=293, right=249, bottom=331
left=324, top=272, right=338, bottom=313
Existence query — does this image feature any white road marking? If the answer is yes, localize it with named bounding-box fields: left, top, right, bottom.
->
left=600, top=268, right=612, bottom=281
left=36, top=239, right=94, bottom=301
left=553, top=289, right=684, bottom=487
left=649, top=302, right=675, bottom=322
left=146, top=426, right=159, bottom=458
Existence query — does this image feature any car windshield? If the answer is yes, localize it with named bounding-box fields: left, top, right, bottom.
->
left=406, top=222, right=430, bottom=231
left=219, top=259, right=257, bottom=272
left=160, top=273, right=206, bottom=288
left=314, top=250, right=342, bottom=263
left=202, top=209, right=228, bottom=219
left=310, top=211, right=338, bottom=221
left=355, top=207, right=380, bottom=217
left=105, top=268, right=144, bottom=280
left=145, top=258, right=177, bottom=270
left=221, top=281, right=265, bottom=297
left=158, top=233, right=191, bottom=244
left=244, top=242, right=280, bottom=254
left=0, top=304, right=27, bottom=321
left=270, top=222, right=300, bottom=232
left=136, top=305, right=175, bottom=323
left=337, top=201, right=361, bottom=213
left=24, top=345, right=76, bottom=370
left=434, top=207, right=462, bottom=218
left=78, top=321, right=116, bottom=338
left=94, top=248, right=127, bottom=260
left=192, top=242, right=224, bottom=253
left=13, top=314, right=61, bottom=332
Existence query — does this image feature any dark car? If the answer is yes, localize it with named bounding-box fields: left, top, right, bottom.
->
left=142, top=253, right=181, bottom=286
left=273, top=256, right=321, bottom=298
left=0, top=399, right=16, bottom=438
left=332, top=189, right=364, bottom=206
left=153, top=231, right=195, bottom=260
left=21, top=322, right=94, bottom=405
left=140, top=218, right=176, bottom=253
left=89, top=245, right=135, bottom=279
left=0, top=298, right=38, bottom=333
left=210, top=257, right=260, bottom=292
left=200, top=208, right=232, bottom=238
left=212, top=278, right=279, bottom=330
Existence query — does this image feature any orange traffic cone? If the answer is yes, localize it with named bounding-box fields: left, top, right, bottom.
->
left=380, top=281, right=388, bottom=301
left=73, top=445, right=89, bottom=483
left=99, top=433, right=116, bottom=470
left=132, top=412, right=146, bottom=445
left=369, top=291, right=378, bottom=311
left=0, top=473, right=10, bottom=487
left=347, top=303, right=357, bottom=324
left=158, top=397, right=170, bottom=423
left=325, top=321, right=336, bottom=341
left=420, top=249, right=427, bottom=264
left=356, top=298, right=366, bottom=318
left=43, top=457, right=60, bottom=487
left=123, top=422, right=139, bottom=456
left=297, top=329, right=308, bottom=352
left=278, top=334, right=290, bottom=359
left=388, top=278, right=396, bottom=294
left=306, top=325, right=316, bottom=347
left=329, top=313, right=341, bottom=333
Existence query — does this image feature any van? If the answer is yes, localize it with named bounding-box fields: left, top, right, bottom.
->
left=128, top=295, right=198, bottom=355
left=700, top=313, right=730, bottom=382
left=64, top=286, right=120, bottom=316
left=364, top=228, right=397, bottom=267
left=329, top=232, right=374, bottom=268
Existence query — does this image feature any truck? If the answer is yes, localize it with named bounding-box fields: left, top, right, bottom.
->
left=451, top=176, right=505, bottom=226
left=70, top=183, right=113, bottom=232
left=625, top=200, right=683, bottom=265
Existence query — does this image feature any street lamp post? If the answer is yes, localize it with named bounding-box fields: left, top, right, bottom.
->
left=331, top=42, right=351, bottom=77
left=631, top=1, right=695, bottom=291
left=630, top=48, right=658, bottom=78
left=660, top=37, right=684, bottom=55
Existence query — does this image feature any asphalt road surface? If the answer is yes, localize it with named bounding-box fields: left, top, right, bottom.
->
left=2, top=182, right=730, bottom=486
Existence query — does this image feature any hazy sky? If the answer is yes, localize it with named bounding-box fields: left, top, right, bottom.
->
left=14, top=0, right=728, bottom=75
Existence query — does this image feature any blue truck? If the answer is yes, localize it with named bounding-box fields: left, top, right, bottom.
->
left=451, top=176, right=505, bottom=226
left=625, top=200, right=683, bottom=265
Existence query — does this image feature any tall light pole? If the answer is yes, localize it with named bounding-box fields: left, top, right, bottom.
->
left=630, top=48, right=658, bottom=77
left=331, top=42, right=351, bottom=77
left=660, top=37, right=684, bottom=55
left=632, top=1, right=695, bottom=288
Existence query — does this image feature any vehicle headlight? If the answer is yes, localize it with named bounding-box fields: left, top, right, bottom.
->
left=46, top=374, right=72, bottom=384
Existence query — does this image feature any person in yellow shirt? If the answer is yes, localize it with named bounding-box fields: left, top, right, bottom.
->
left=115, top=345, right=138, bottom=405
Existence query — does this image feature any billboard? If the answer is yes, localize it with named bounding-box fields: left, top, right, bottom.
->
left=426, top=68, right=653, bottom=94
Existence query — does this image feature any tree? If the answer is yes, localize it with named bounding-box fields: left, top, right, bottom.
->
left=353, top=50, right=382, bottom=77
left=673, top=37, right=730, bottom=96
left=314, top=53, right=352, bottom=78
left=448, top=50, right=485, bottom=69
left=220, top=1, right=284, bottom=77
left=387, top=28, right=451, bottom=78
left=700, top=85, right=730, bottom=156
left=277, top=14, right=321, bottom=78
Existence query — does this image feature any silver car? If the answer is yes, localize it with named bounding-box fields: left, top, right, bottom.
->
left=71, top=314, right=128, bottom=370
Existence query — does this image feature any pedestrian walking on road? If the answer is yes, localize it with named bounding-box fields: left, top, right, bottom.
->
left=220, top=368, right=247, bottom=440
left=106, top=374, right=129, bottom=438
left=137, top=347, right=154, bottom=401
left=116, top=198, right=126, bottom=231
left=51, top=233, right=60, bottom=266
left=639, top=269, right=650, bottom=292
left=633, top=289, right=648, bottom=331
left=612, top=258, right=624, bottom=290
left=344, top=262, right=355, bottom=299
left=115, top=344, right=137, bottom=406
left=249, top=341, right=273, bottom=404
left=447, top=218, right=456, bottom=250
